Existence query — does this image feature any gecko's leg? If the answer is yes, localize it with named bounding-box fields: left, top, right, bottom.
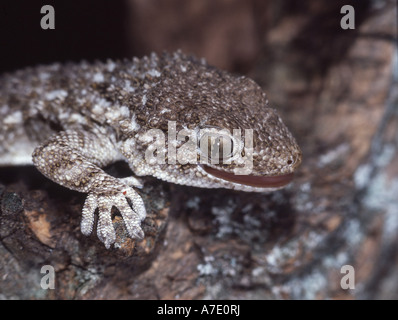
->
left=32, top=130, right=146, bottom=248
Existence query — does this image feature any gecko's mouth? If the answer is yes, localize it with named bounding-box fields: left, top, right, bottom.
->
left=202, top=165, right=294, bottom=188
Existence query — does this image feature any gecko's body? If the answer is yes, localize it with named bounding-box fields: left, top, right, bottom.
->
left=0, top=51, right=302, bottom=248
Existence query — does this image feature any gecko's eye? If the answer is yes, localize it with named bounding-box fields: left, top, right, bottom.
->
left=198, top=131, right=235, bottom=164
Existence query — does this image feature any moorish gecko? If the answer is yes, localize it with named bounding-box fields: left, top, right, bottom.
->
left=0, top=51, right=302, bottom=248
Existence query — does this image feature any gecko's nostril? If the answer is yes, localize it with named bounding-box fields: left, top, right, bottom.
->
left=286, top=150, right=302, bottom=169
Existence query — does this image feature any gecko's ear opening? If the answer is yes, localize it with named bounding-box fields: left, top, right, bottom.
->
left=202, top=165, right=294, bottom=188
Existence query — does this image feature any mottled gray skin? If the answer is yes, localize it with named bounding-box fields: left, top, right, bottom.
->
left=0, top=51, right=302, bottom=248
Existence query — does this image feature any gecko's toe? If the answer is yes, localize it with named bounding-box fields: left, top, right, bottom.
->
left=115, top=193, right=145, bottom=240
left=97, top=197, right=116, bottom=248
left=124, top=188, right=147, bottom=221
left=81, top=193, right=97, bottom=236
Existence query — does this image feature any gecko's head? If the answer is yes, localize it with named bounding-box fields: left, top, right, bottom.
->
left=127, top=51, right=302, bottom=192
left=196, top=105, right=302, bottom=192
left=192, top=98, right=302, bottom=192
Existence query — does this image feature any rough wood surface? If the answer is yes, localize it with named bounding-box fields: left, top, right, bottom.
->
left=0, top=0, right=397, bottom=299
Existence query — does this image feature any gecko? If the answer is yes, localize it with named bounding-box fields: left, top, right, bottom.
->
left=0, top=51, right=302, bottom=248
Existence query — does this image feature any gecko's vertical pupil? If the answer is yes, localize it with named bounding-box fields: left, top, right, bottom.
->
left=287, top=159, right=293, bottom=165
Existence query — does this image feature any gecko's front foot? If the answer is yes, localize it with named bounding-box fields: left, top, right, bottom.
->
left=81, top=186, right=146, bottom=249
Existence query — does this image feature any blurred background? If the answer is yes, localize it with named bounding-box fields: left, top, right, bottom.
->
left=0, top=0, right=397, bottom=299
left=0, top=0, right=383, bottom=73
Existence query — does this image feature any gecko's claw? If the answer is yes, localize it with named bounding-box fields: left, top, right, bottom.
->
left=80, top=186, right=147, bottom=248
